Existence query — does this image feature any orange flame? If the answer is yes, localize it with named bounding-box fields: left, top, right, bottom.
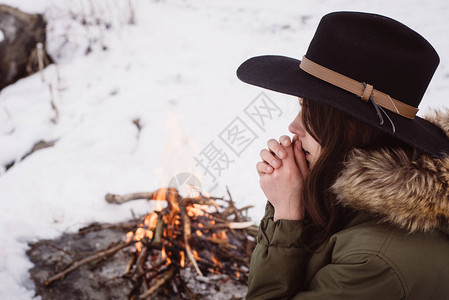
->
left=195, top=230, right=203, bottom=237
left=186, top=204, right=206, bottom=218
left=153, top=188, right=168, bottom=211
left=144, top=212, right=158, bottom=229
left=217, top=231, right=228, bottom=240
left=211, top=255, right=222, bottom=269
left=136, top=242, right=142, bottom=252
left=180, top=251, right=185, bottom=267
left=126, top=231, right=133, bottom=243
left=166, top=256, right=172, bottom=265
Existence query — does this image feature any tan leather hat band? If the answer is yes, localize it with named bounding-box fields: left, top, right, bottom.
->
left=299, top=56, right=418, bottom=119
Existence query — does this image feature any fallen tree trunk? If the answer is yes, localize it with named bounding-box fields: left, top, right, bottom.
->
left=0, top=4, right=51, bottom=90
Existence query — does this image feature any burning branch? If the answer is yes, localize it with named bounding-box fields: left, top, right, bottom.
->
left=180, top=203, right=203, bottom=276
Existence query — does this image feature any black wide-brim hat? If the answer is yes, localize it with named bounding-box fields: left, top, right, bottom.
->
left=237, top=11, right=449, bottom=157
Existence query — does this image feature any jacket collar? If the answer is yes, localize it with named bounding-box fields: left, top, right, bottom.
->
left=331, top=110, right=449, bottom=235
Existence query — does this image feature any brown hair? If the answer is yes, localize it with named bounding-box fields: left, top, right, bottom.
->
left=299, top=98, right=412, bottom=252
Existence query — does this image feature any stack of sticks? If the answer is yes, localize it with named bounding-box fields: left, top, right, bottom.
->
left=44, top=187, right=257, bottom=299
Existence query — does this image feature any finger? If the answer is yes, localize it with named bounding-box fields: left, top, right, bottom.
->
left=279, top=135, right=292, bottom=147
left=292, top=134, right=299, bottom=143
left=256, top=161, right=273, bottom=176
left=267, top=139, right=287, bottom=159
left=260, top=148, right=282, bottom=168
left=293, top=140, right=310, bottom=177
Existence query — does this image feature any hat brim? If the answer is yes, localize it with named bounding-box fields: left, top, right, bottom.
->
left=236, top=55, right=449, bottom=157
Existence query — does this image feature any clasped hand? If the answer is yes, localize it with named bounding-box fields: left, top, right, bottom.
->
left=256, top=135, right=310, bottom=221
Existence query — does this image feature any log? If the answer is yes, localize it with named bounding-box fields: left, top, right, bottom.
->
left=0, top=4, right=51, bottom=90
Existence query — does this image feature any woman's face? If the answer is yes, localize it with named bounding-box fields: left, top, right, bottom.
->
left=288, top=100, right=322, bottom=168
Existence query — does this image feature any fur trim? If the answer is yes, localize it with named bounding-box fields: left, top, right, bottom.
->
left=423, top=108, right=449, bottom=138
left=331, top=148, right=449, bottom=234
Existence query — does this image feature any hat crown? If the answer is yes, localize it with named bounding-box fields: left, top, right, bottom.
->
left=305, top=12, right=439, bottom=108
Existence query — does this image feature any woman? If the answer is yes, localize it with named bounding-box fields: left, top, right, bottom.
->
left=236, top=11, right=449, bottom=299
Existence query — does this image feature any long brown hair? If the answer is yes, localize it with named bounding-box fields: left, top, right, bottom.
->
left=299, top=98, right=412, bottom=252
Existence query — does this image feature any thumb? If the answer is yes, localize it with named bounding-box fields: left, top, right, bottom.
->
left=293, top=140, right=309, bottom=177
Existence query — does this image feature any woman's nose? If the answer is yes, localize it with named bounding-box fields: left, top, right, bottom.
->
left=289, top=120, right=306, bottom=137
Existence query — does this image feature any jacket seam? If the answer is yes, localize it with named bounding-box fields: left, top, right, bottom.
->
left=257, top=241, right=303, bottom=249
left=335, top=251, right=408, bottom=298
left=378, top=227, right=395, bottom=253
left=377, top=229, right=409, bottom=293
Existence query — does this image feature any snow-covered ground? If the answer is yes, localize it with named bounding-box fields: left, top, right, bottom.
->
left=1, top=0, right=448, bottom=298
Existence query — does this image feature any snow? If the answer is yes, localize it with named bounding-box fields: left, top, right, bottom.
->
left=1, top=0, right=449, bottom=298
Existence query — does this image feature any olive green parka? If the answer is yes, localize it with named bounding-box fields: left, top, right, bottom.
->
left=246, top=111, right=449, bottom=300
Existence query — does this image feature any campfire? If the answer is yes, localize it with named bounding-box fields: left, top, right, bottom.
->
left=37, top=187, right=257, bottom=299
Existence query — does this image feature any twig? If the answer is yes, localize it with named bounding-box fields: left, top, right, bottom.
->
left=237, top=205, right=255, bottom=213
left=136, top=259, right=166, bottom=280
left=180, top=198, right=221, bottom=210
left=136, top=248, right=149, bottom=291
left=153, top=215, right=164, bottom=245
left=45, top=241, right=133, bottom=286
left=180, top=203, right=203, bottom=276
left=124, top=253, right=136, bottom=275
left=78, top=221, right=137, bottom=234
left=140, top=266, right=176, bottom=298
left=41, top=241, right=74, bottom=257
left=178, top=275, right=198, bottom=300
left=105, top=192, right=155, bottom=204
left=21, top=140, right=56, bottom=161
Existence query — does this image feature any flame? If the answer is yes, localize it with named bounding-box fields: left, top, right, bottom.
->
left=136, top=242, right=142, bottom=252
left=236, top=271, right=240, bottom=278
left=166, top=256, right=172, bottom=265
left=126, top=231, right=133, bottom=243
left=153, top=188, right=168, bottom=211
left=144, top=212, right=158, bottom=228
left=186, top=204, right=206, bottom=218
left=217, top=231, right=228, bottom=240
left=135, top=228, right=145, bottom=240
left=180, top=251, right=185, bottom=267
left=154, top=188, right=167, bottom=200
left=211, top=255, right=223, bottom=269
left=122, top=185, right=232, bottom=271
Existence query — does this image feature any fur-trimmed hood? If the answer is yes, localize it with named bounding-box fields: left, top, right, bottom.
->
left=331, top=109, right=449, bottom=235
